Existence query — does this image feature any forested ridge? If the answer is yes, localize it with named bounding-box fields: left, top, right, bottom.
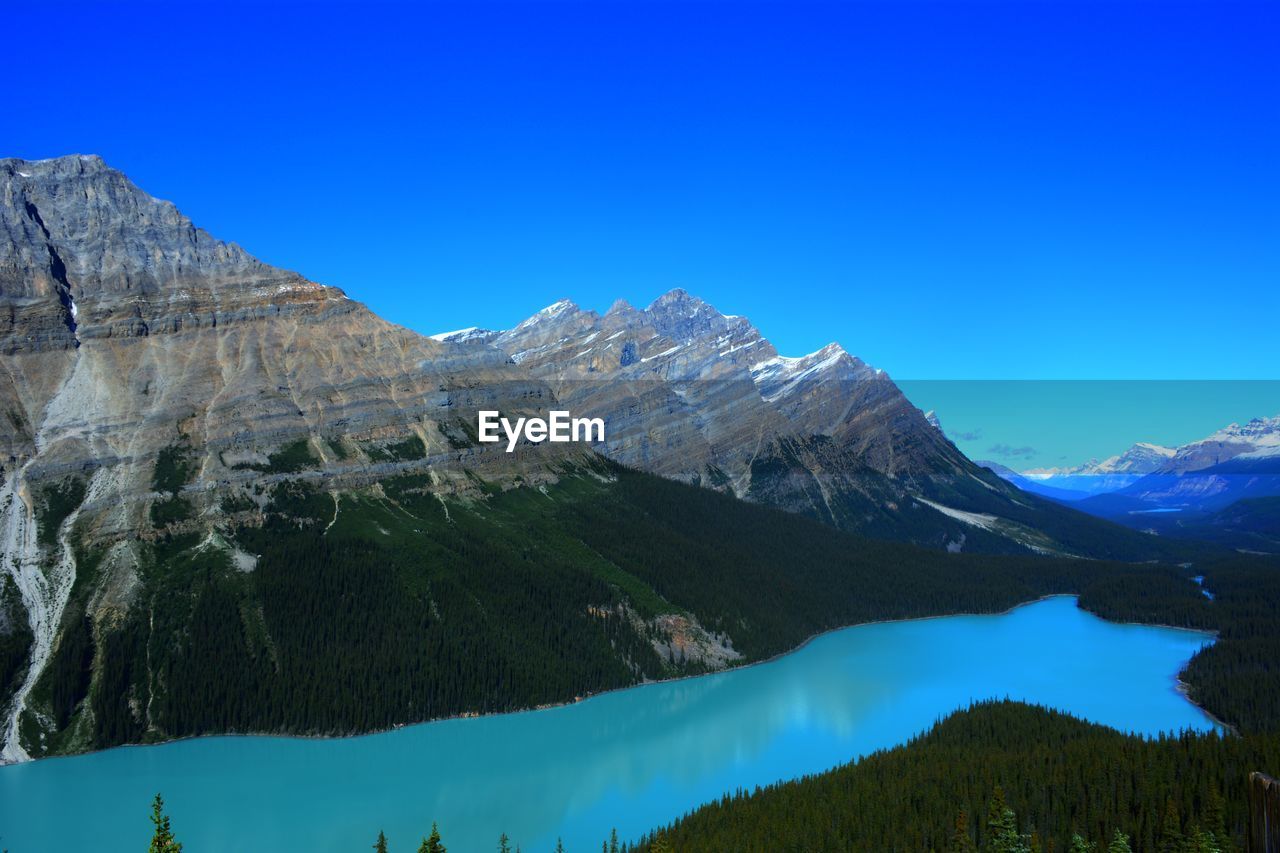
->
left=624, top=700, right=1275, bottom=852
left=347, top=542, right=1279, bottom=852
left=620, top=552, right=1280, bottom=852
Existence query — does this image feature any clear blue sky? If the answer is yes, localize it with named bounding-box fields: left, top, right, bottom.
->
left=5, top=0, right=1277, bottom=382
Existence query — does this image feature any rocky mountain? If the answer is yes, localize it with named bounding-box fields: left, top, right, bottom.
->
left=1154, top=416, right=1280, bottom=473
left=997, top=416, right=1280, bottom=530
left=0, top=155, right=580, bottom=761
left=975, top=461, right=1091, bottom=503
left=1018, top=443, right=1176, bottom=495
left=0, top=155, right=1182, bottom=763
left=432, top=289, right=1163, bottom=558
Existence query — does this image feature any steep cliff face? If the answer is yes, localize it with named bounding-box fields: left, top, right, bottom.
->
left=0, top=155, right=561, bottom=483
left=0, top=156, right=573, bottom=761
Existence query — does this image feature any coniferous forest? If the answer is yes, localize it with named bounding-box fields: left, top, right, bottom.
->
left=333, top=471, right=1280, bottom=852
left=616, top=550, right=1280, bottom=852
left=622, top=700, right=1274, bottom=852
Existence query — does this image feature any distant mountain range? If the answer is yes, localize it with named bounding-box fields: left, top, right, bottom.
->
left=1016, top=443, right=1177, bottom=496
left=982, top=416, right=1280, bottom=544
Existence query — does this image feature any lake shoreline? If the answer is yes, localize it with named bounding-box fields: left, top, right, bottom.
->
left=0, top=593, right=1222, bottom=768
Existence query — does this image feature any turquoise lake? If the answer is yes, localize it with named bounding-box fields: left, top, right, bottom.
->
left=0, top=596, right=1217, bottom=852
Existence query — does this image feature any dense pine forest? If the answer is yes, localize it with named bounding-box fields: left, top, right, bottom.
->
left=623, top=700, right=1276, bottom=852
left=615, top=552, right=1280, bottom=852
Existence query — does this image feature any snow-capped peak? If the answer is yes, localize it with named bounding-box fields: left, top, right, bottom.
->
left=750, top=343, right=867, bottom=403
left=1022, top=442, right=1175, bottom=479
left=429, top=326, right=495, bottom=343
left=537, top=298, right=576, bottom=316
left=512, top=299, right=579, bottom=331
left=1178, top=414, right=1280, bottom=462
left=1198, top=415, right=1280, bottom=447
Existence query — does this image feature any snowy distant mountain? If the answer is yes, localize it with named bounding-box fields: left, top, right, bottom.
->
left=984, top=417, right=1280, bottom=529
left=1048, top=416, right=1280, bottom=527
left=1024, top=442, right=1176, bottom=480
left=975, top=461, right=1092, bottom=503
left=1158, top=416, right=1280, bottom=472
left=1018, top=443, right=1176, bottom=496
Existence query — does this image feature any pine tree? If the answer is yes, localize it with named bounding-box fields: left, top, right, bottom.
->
left=986, top=787, right=1031, bottom=853
left=498, top=832, right=512, bottom=853
left=1107, top=830, right=1133, bottom=853
left=1205, top=785, right=1229, bottom=852
left=148, top=794, right=183, bottom=853
left=1069, top=833, right=1097, bottom=853
left=554, top=839, right=565, bottom=853
left=951, top=809, right=977, bottom=852
left=649, top=837, right=672, bottom=853
left=419, top=822, right=446, bottom=853
left=1159, top=798, right=1184, bottom=853
left=1185, top=824, right=1223, bottom=853
left=374, top=830, right=388, bottom=853
left=609, top=828, right=620, bottom=853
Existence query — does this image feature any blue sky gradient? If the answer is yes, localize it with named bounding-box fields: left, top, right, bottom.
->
left=5, top=1, right=1278, bottom=463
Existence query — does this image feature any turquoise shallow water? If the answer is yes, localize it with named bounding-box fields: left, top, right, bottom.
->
left=0, top=595, right=1216, bottom=852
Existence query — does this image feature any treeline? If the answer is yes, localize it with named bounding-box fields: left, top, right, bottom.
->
left=1179, top=556, right=1280, bottom=734
left=626, top=700, right=1280, bottom=852
left=566, top=467, right=1219, bottom=661
left=137, top=482, right=668, bottom=741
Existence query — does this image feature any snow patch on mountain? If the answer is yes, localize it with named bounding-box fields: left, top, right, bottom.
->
left=429, top=326, right=496, bottom=343
left=915, top=497, right=999, bottom=531
left=750, top=344, right=851, bottom=403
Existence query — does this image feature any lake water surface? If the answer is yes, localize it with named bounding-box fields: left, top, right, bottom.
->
left=0, top=596, right=1216, bottom=852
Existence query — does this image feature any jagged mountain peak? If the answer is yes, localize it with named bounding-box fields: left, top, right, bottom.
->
left=605, top=297, right=636, bottom=316
left=1, top=153, right=264, bottom=283
left=1, top=153, right=338, bottom=355
left=1202, top=415, right=1280, bottom=444
left=511, top=298, right=590, bottom=331
left=642, top=288, right=736, bottom=343
left=646, top=287, right=699, bottom=308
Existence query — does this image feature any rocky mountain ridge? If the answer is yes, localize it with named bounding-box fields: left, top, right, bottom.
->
left=1023, top=442, right=1176, bottom=481
left=987, top=415, right=1280, bottom=528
